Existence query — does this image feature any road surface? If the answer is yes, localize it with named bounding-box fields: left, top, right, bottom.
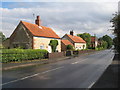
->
left=2, top=49, right=114, bottom=88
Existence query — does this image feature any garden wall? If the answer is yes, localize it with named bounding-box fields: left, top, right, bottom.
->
left=49, top=52, right=65, bottom=59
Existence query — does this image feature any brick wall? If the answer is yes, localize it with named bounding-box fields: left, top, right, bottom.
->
left=48, top=50, right=95, bottom=59
left=78, top=50, right=95, bottom=54
left=49, top=52, right=65, bottom=59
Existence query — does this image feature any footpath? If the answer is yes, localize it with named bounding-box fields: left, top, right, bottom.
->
left=90, top=53, right=119, bottom=89
left=2, top=56, right=70, bottom=71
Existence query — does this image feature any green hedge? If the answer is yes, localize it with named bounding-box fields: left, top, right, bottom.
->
left=95, top=47, right=105, bottom=51
left=1, top=49, right=48, bottom=63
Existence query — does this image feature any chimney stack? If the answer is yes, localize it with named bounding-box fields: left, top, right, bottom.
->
left=35, top=16, right=41, bottom=26
left=70, top=30, right=74, bottom=36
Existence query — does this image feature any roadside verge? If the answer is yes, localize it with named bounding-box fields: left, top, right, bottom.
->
left=90, top=53, right=119, bottom=89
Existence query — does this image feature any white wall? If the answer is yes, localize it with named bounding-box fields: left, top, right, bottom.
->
left=33, top=36, right=61, bottom=53
left=95, top=41, right=98, bottom=47
left=74, top=43, right=86, bottom=50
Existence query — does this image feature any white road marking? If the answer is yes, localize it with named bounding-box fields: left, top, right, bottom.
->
left=1, top=66, right=64, bottom=86
left=71, top=60, right=86, bottom=64
left=71, top=61, right=79, bottom=64
left=88, top=82, right=95, bottom=88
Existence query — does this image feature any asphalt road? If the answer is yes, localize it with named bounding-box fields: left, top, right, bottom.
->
left=2, top=49, right=114, bottom=88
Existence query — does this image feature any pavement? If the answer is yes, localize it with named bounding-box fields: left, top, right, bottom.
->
left=2, top=57, right=70, bottom=71
left=1, top=49, right=114, bottom=88
left=90, top=52, right=119, bottom=89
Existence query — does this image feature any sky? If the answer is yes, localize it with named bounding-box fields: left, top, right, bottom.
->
left=1, top=0, right=119, bottom=38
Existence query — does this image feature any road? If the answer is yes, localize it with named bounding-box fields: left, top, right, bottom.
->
left=2, top=49, right=114, bottom=88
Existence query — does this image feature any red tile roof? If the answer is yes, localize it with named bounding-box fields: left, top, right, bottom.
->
left=66, top=34, right=86, bottom=43
left=61, top=40, right=73, bottom=46
left=91, top=37, right=97, bottom=42
left=91, top=37, right=95, bottom=42
left=21, top=21, right=60, bottom=39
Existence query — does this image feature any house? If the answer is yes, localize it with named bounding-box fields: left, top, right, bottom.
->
left=61, top=39, right=73, bottom=51
left=9, top=16, right=61, bottom=53
left=62, top=31, right=86, bottom=50
left=2, top=38, right=10, bottom=49
left=90, top=36, right=98, bottom=49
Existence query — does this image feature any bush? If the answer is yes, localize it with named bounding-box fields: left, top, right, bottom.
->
left=1, top=49, right=48, bottom=63
left=49, top=40, right=58, bottom=52
left=95, top=47, right=105, bottom=51
left=66, top=45, right=73, bottom=50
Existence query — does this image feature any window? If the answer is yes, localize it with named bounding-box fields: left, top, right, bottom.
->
left=40, top=45, right=44, bottom=49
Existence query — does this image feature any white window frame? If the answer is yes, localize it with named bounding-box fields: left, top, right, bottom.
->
left=40, top=45, right=44, bottom=49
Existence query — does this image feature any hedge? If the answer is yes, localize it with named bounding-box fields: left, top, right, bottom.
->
left=1, top=49, right=48, bottom=63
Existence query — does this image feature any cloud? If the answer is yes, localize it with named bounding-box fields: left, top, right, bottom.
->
left=1, top=2, right=117, bottom=38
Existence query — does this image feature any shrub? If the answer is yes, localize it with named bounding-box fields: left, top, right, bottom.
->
left=49, top=40, right=58, bottom=52
left=95, top=47, right=105, bottom=51
left=66, top=45, right=73, bottom=50
left=1, top=49, right=48, bottom=63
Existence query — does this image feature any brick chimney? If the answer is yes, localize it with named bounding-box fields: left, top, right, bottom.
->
left=35, top=16, right=41, bottom=26
left=70, top=30, right=74, bottom=36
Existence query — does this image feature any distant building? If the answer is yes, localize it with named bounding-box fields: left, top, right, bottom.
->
left=90, top=36, right=98, bottom=48
left=7, top=16, right=61, bottom=53
left=62, top=31, right=86, bottom=50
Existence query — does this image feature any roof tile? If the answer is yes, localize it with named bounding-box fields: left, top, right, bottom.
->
left=61, top=40, right=73, bottom=46
left=66, top=34, right=86, bottom=43
left=21, top=21, right=60, bottom=39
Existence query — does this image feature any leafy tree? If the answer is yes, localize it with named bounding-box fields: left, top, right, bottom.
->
left=102, top=35, right=112, bottom=49
left=113, top=37, right=118, bottom=50
left=0, top=32, right=6, bottom=42
left=102, top=41, right=108, bottom=49
left=66, top=45, right=73, bottom=50
left=49, top=40, right=58, bottom=52
left=77, top=33, right=91, bottom=48
left=98, top=38, right=108, bottom=49
left=110, top=13, right=120, bottom=53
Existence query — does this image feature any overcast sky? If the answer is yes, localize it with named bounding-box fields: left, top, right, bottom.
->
left=1, top=0, right=119, bottom=38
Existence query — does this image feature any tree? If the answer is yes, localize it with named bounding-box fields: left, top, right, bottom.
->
left=0, top=32, right=6, bottom=42
left=113, top=37, right=118, bottom=50
left=49, top=40, right=58, bottom=52
left=102, top=35, right=112, bottom=49
left=66, top=45, right=73, bottom=50
left=102, top=41, right=108, bottom=49
left=98, top=38, right=108, bottom=49
left=77, top=33, right=91, bottom=48
left=110, top=13, right=120, bottom=54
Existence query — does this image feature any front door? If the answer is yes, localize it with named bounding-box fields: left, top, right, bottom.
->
left=48, top=46, right=52, bottom=53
